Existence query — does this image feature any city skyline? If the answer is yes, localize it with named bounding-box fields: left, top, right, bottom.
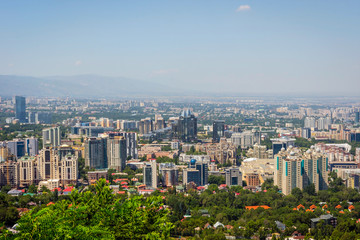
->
left=0, top=1, right=359, bottom=95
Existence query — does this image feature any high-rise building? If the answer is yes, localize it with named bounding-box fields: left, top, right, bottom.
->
left=25, top=137, right=39, bottom=156
left=177, top=109, right=197, bottom=142
left=36, top=112, right=52, bottom=124
left=19, top=149, right=78, bottom=187
left=18, top=156, right=38, bottom=187
left=118, top=132, right=138, bottom=159
left=225, top=168, right=242, bottom=186
left=6, top=139, right=26, bottom=159
left=15, top=96, right=26, bottom=123
left=139, top=118, right=153, bottom=134
left=106, top=132, right=138, bottom=159
left=42, top=127, right=61, bottom=148
left=304, top=117, right=316, bottom=129
left=107, top=135, right=127, bottom=171
left=302, top=128, right=311, bottom=139
left=183, top=159, right=208, bottom=186
left=355, top=112, right=360, bottom=123
left=231, top=131, right=260, bottom=149
left=84, top=138, right=107, bottom=169
left=154, top=114, right=165, bottom=130
left=143, top=160, right=157, bottom=188
left=0, top=161, right=19, bottom=188
left=0, top=146, right=9, bottom=162
left=271, top=137, right=295, bottom=156
left=212, top=120, right=225, bottom=143
left=274, top=146, right=328, bottom=195
left=159, top=163, right=178, bottom=187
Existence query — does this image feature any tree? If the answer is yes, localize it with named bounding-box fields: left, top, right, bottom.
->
left=208, top=175, right=225, bottom=185
left=15, top=179, right=173, bottom=239
left=303, top=184, right=316, bottom=196
left=28, top=184, right=37, bottom=194
left=1, top=185, right=11, bottom=193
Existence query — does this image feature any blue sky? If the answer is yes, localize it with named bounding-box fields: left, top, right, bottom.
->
left=1, top=1, right=359, bottom=94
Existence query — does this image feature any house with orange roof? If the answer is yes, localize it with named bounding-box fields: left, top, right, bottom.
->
left=335, top=205, right=342, bottom=209
left=339, top=210, right=345, bottom=214
left=245, top=205, right=271, bottom=210
left=297, top=204, right=305, bottom=210
left=348, top=205, right=355, bottom=211
left=309, top=205, right=317, bottom=210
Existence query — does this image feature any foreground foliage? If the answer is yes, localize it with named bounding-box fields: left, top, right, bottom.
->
left=5, top=179, right=172, bottom=240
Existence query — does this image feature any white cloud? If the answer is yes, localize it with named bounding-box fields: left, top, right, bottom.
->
left=236, top=5, right=251, bottom=12
left=152, top=69, right=178, bottom=75
left=75, top=60, right=82, bottom=66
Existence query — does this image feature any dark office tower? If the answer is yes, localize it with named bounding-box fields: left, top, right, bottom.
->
left=185, top=159, right=208, bottom=186
left=212, top=120, right=225, bottom=143
left=356, top=112, right=360, bottom=123
left=178, top=109, right=197, bottom=142
left=84, top=138, right=107, bottom=169
left=15, top=96, right=26, bottom=123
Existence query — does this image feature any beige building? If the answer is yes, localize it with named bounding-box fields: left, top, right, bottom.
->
left=18, top=156, right=39, bottom=187
left=274, top=146, right=328, bottom=195
left=198, top=138, right=236, bottom=165
left=0, top=146, right=9, bottom=162
left=19, top=148, right=78, bottom=187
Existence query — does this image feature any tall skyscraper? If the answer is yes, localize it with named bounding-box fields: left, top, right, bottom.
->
left=356, top=112, right=360, bottom=123
left=107, top=135, right=127, bottom=171
left=225, top=168, right=242, bottom=186
left=177, top=109, right=197, bottom=142
left=139, top=118, right=153, bottom=134
left=143, top=160, right=157, bottom=189
left=274, top=146, right=328, bottom=195
left=212, top=120, right=225, bottom=143
left=84, top=138, right=107, bottom=169
left=15, top=96, right=26, bottom=123
left=42, top=127, right=61, bottom=148
left=106, top=132, right=138, bottom=159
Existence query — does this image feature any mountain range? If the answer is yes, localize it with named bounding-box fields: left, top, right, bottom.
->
left=0, top=74, right=179, bottom=97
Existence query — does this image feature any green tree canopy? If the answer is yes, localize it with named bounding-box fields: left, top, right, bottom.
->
left=13, top=179, right=172, bottom=239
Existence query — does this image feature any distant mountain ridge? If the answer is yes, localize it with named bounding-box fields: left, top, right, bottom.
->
left=0, top=74, right=177, bottom=97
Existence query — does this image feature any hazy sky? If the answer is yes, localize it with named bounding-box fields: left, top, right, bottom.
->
left=1, top=1, right=359, bottom=94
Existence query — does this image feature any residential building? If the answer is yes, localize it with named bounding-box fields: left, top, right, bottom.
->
left=0, top=146, right=9, bottom=162
left=107, top=135, right=127, bottom=171
left=0, top=161, right=19, bottom=188
left=42, top=127, right=61, bottom=148
left=159, top=163, right=178, bottom=187
left=274, top=146, right=328, bottom=195
left=139, top=118, right=153, bottom=134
